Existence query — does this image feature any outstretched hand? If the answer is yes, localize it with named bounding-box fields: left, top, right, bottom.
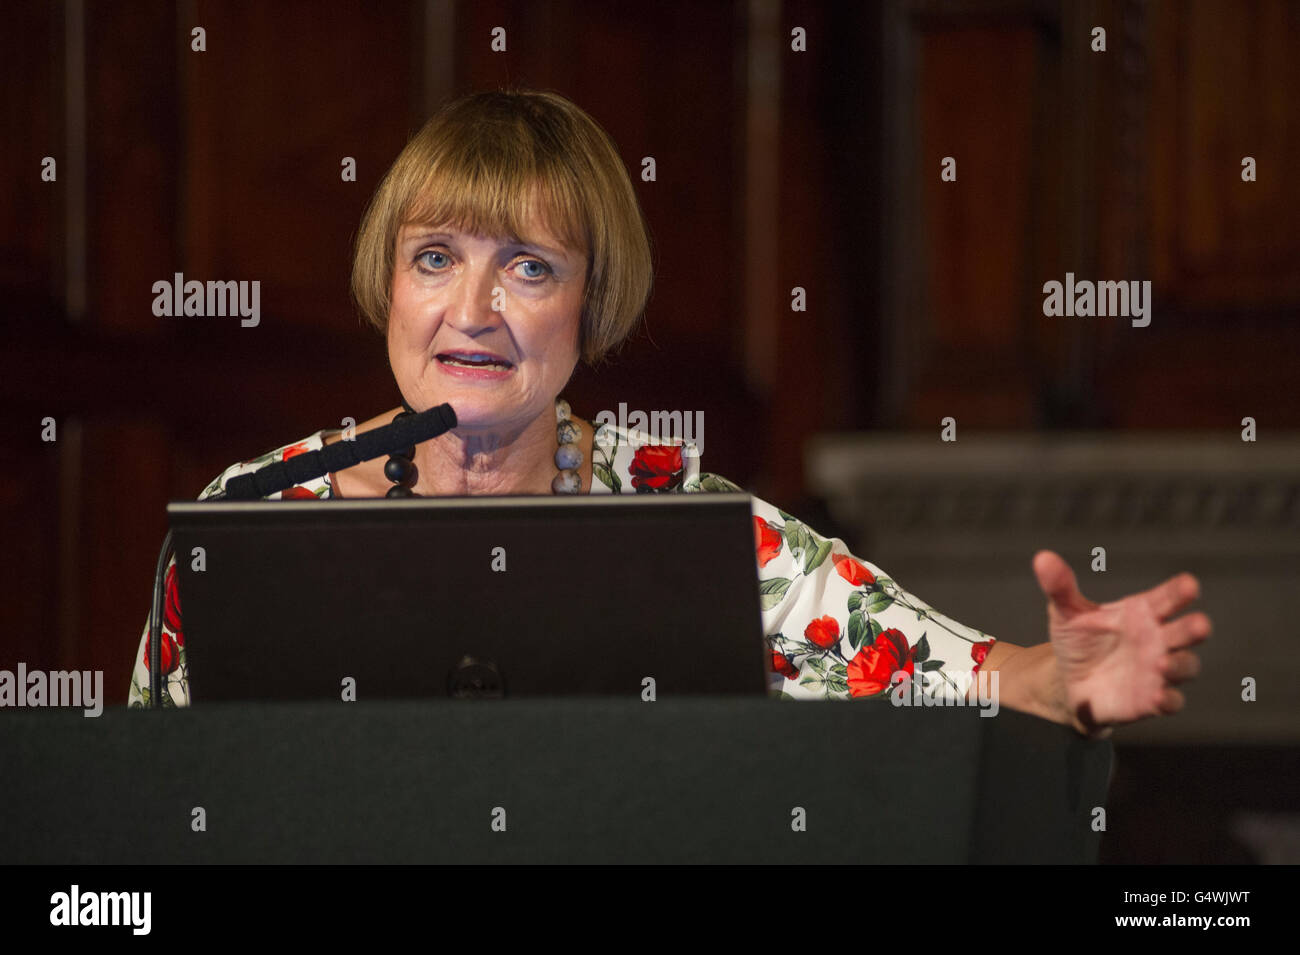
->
left=1032, top=551, right=1212, bottom=734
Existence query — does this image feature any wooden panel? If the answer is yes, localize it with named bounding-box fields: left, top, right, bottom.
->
left=76, top=421, right=170, bottom=690
left=85, top=0, right=179, bottom=333
left=911, top=24, right=1042, bottom=427
left=764, top=0, right=869, bottom=502
left=1149, top=0, right=1300, bottom=308
left=920, top=28, right=1037, bottom=348
left=0, top=2, right=69, bottom=676
left=0, top=426, right=61, bottom=671
left=181, top=0, right=416, bottom=332
left=0, top=1, right=60, bottom=312
left=1095, top=0, right=1300, bottom=428
left=1096, top=321, right=1300, bottom=428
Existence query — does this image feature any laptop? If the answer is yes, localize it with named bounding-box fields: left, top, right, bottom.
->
left=168, top=493, right=768, bottom=701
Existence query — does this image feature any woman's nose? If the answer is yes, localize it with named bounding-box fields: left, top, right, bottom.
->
left=446, top=263, right=506, bottom=331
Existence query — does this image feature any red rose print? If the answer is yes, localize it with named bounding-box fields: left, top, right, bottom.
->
left=970, top=639, right=995, bottom=673
left=281, top=486, right=318, bottom=500
left=803, top=615, right=840, bottom=650
left=282, top=442, right=310, bottom=460
left=142, top=629, right=180, bottom=676
left=770, top=650, right=800, bottom=681
left=832, top=553, right=876, bottom=587
left=754, top=516, right=782, bottom=567
left=163, top=564, right=184, bottom=647
left=847, top=628, right=914, bottom=698
left=629, top=444, right=683, bottom=491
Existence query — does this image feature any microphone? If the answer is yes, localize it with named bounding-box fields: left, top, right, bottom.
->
left=218, top=403, right=457, bottom=501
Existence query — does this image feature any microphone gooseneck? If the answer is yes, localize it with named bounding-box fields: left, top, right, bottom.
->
left=218, top=403, right=457, bottom=501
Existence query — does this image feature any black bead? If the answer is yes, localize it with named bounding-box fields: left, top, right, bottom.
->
left=394, top=445, right=415, bottom=460
left=384, top=455, right=416, bottom=485
left=386, top=484, right=415, bottom=498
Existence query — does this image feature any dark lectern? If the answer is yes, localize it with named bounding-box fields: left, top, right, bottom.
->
left=3, top=700, right=1110, bottom=863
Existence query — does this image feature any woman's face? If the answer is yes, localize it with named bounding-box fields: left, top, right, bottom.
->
left=387, top=213, right=588, bottom=435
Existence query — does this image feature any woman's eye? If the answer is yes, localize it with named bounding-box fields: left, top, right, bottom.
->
left=415, top=250, right=550, bottom=280
left=516, top=259, right=551, bottom=281
left=417, top=250, right=450, bottom=271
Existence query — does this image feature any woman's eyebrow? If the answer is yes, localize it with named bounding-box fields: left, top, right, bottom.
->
left=517, top=239, right=570, bottom=259
left=401, top=229, right=452, bottom=245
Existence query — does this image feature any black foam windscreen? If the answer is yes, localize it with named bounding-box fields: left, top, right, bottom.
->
left=221, top=403, right=457, bottom=500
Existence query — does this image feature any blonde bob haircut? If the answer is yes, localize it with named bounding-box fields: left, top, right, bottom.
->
left=352, top=88, right=653, bottom=365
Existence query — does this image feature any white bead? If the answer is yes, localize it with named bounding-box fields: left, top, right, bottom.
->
left=557, top=420, right=581, bottom=445
left=551, top=469, right=581, bottom=494
left=555, top=443, right=583, bottom=470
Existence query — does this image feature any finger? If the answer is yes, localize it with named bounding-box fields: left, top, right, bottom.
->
left=1162, top=649, right=1202, bottom=684
left=1157, top=686, right=1185, bottom=715
left=1141, top=572, right=1201, bottom=621
left=1163, top=611, right=1212, bottom=651
left=1032, top=550, right=1098, bottom=615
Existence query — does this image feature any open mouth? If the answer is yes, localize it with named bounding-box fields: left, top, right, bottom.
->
left=436, top=352, right=514, bottom=371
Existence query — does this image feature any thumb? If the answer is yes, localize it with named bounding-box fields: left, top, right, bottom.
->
left=1033, top=550, right=1096, bottom=617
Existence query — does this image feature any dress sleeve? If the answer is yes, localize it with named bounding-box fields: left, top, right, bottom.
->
left=127, top=552, right=187, bottom=708
left=126, top=436, right=329, bottom=707
left=126, top=463, right=244, bottom=708
left=696, top=473, right=999, bottom=701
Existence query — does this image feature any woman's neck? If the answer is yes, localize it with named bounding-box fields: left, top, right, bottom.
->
left=325, top=406, right=595, bottom=498
left=411, top=410, right=562, bottom=496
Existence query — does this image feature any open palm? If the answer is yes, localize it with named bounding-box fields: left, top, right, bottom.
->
left=1032, top=551, right=1212, bottom=732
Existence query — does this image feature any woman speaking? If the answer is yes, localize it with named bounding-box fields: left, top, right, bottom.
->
left=127, top=88, right=1210, bottom=738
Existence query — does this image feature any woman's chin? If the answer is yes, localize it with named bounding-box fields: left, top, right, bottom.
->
left=434, top=398, right=521, bottom=430
left=417, top=384, right=508, bottom=417
left=407, top=377, right=553, bottom=429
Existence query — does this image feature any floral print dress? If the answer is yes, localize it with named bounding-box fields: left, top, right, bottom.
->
left=128, top=420, right=997, bottom=707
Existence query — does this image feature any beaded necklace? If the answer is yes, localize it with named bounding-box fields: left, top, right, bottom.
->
left=386, top=397, right=583, bottom=497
